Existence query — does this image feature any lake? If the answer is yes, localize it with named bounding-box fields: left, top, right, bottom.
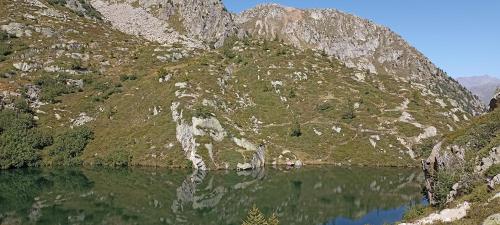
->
left=0, top=167, right=426, bottom=225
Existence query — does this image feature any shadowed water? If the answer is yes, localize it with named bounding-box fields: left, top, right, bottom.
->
left=0, top=167, right=425, bottom=225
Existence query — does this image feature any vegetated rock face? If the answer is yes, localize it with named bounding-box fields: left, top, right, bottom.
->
left=236, top=4, right=483, bottom=116
left=422, top=108, right=499, bottom=205
left=89, top=0, right=237, bottom=48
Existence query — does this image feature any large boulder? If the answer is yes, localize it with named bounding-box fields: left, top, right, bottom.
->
left=489, top=88, right=500, bottom=111
left=483, top=213, right=500, bottom=225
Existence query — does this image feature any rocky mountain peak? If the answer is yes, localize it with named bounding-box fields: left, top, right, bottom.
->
left=89, top=0, right=236, bottom=48
left=163, top=0, right=237, bottom=47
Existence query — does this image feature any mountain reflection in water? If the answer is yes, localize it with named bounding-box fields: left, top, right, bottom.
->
left=0, top=167, right=425, bottom=225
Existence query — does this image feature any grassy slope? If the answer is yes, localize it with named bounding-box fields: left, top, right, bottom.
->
left=0, top=0, right=480, bottom=169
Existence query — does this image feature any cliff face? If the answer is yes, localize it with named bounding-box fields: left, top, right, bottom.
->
left=89, top=0, right=237, bottom=48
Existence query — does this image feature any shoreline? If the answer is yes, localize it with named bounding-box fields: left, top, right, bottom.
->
left=1, top=161, right=422, bottom=171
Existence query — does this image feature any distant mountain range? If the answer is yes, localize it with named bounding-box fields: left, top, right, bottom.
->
left=456, top=75, right=500, bottom=104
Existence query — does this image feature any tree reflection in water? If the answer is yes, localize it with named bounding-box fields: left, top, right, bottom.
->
left=0, top=167, right=425, bottom=225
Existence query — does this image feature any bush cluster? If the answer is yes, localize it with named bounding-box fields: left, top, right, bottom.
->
left=0, top=31, right=12, bottom=62
left=432, top=170, right=460, bottom=207
left=193, top=105, right=213, bottom=119
left=47, top=126, right=94, bottom=166
left=120, top=74, right=138, bottom=81
left=290, top=121, right=302, bottom=137
left=0, top=110, right=52, bottom=169
left=35, top=74, right=79, bottom=103
left=47, top=0, right=66, bottom=6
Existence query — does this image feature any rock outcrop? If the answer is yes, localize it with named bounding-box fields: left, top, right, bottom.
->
left=89, top=0, right=237, bottom=48
left=489, top=88, right=500, bottom=111
left=422, top=110, right=499, bottom=205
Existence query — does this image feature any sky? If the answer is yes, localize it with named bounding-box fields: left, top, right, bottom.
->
left=222, top=0, right=500, bottom=78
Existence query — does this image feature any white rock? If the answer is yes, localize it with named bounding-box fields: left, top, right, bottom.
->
left=192, top=117, right=226, bottom=142
left=399, top=202, right=470, bottom=225
left=435, top=98, right=447, bottom=108
left=70, top=113, right=94, bottom=127
left=175, top=82, right=188, bottom=89
left=332, top=126, right=342, bottom=133
left=237, top=163, right=252, bottom=170
left=233, top=137, right=257, bottom=151
left=483, top=213, right=500, bottom=225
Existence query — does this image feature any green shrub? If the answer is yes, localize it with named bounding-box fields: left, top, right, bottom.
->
left=106, top=150, right=131, bottom=167
left=433, top=170, right=460, bottom=207
left=78, top=0, right=102, bottom=20
left=48, top=126, right=94, bottom=166
left=485, top=164, right=500, bottom=177
left=341, top=109, right=355, bottom=120
left=0, top=110, right=52, bottom=169
left=120, top=75, right=138, bottom=81
left=316, top=102, right=333, bottom=112
left=0, top=109, right=34, bottom=132
left=288, top=89, right=297, bottom=98
left=47, top=0, right=66, bottom=6
left=193, top=105, right=212, bottom=119
left=402, top=204, right=427, bottom=221
left=35, top=74, right=76, bottom=103
left=13, top=98, right=31, bottom=113
left=341, top=101, right=356, bottom=120
left=90, top=81, right=122, bottom=102
left=290, top=121, right=302, bottom=137
left=0, top=43, right=12, bottom=56
left=0, top=30, right=9, bottom=40
left=414, top=138, right=436, bottom=158
left=464, top=185, right=489, bottom=203
left=456, top=122, right=498, bottom=153
left=0, top=43, right=12, bottom=62
left=223, top=48, right=236, bottom=59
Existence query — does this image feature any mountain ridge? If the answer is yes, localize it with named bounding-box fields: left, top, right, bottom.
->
left=456, top=75, right=500, bottom=104
left=0, top=0, right=487, bottom=170
left=86, top=1, right=483, bottom=114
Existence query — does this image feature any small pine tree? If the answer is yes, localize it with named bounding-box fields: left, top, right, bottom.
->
left=242, top=205, right=280, bottom=225
left=267, top=214, right=279, bottom=225
left=242, top=205, right=268, bottom=225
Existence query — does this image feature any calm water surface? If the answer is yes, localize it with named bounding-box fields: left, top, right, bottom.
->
left=0, top=167, right=426, bottom=225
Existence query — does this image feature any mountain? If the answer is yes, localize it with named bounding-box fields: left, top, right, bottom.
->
left=0, top=0, right=486, bottom=170
left=456, top=75, right=500, bottom=104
